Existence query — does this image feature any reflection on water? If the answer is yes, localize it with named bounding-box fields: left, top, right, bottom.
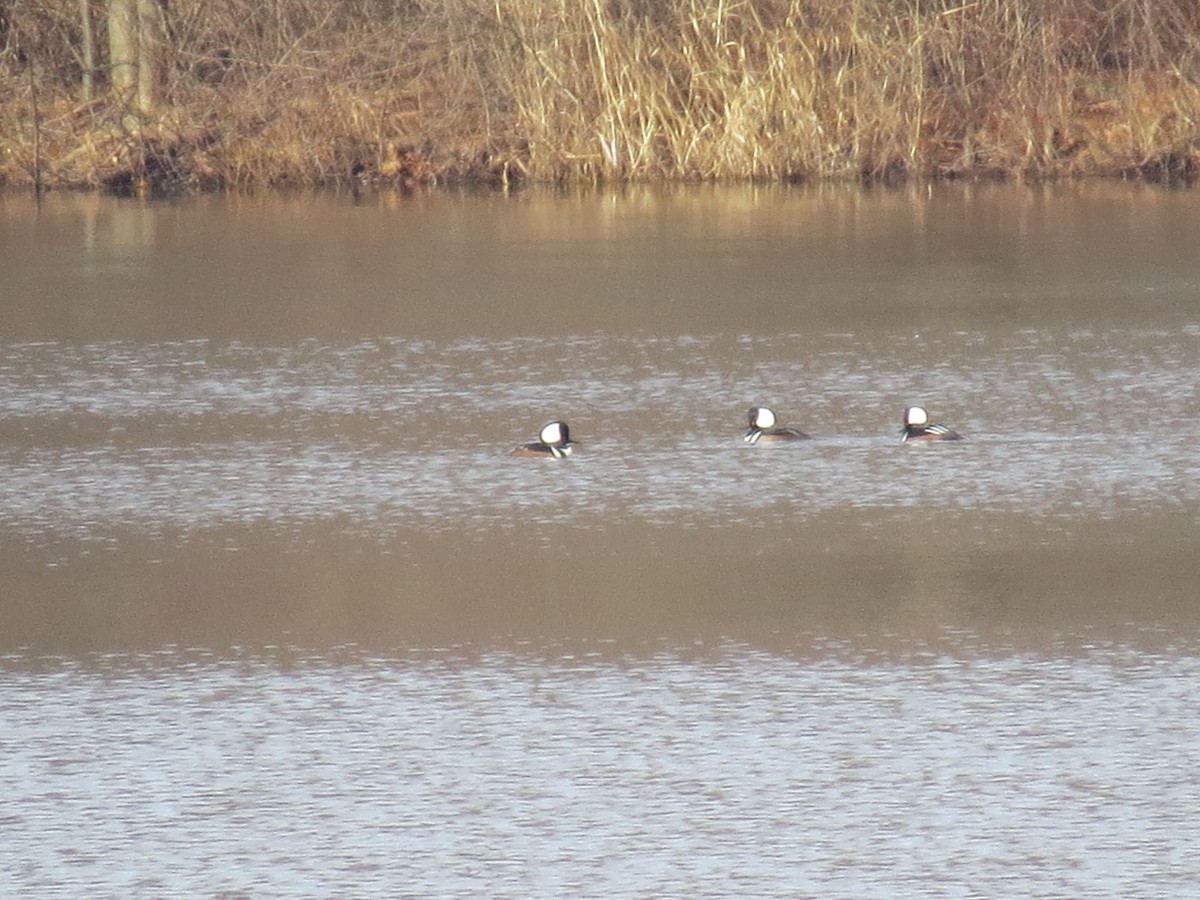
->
left=3, top=182, right=1199, bottom=342
left=2, top=185, right=1200, bottom=896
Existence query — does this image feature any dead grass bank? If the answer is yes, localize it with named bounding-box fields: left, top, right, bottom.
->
left=2, top=0, right=1199, bottom=193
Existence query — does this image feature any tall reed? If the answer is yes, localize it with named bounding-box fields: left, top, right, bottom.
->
left=1, top=0, right=1197, bottom=188
left=489, top=0, right=1200, bottom=181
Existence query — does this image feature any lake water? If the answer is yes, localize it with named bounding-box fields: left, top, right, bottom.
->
left=2, top=183, right=1199, bottom=896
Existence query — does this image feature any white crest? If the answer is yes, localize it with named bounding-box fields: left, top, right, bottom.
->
left=905, top=406, right=928, bottom=426
left=751, top=406, right=777, bottom=429
left=539, top=421, right=567, bottom=445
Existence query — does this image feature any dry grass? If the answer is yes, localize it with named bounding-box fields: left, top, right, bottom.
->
left=2, top=0, right=1198, bottom=192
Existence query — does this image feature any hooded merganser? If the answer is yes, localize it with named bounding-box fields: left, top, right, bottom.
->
left=743, top=406, right=809, bottom=443
left=900, top=405, right=963, bottom=442
left=511, top=420, right=576, bottom=458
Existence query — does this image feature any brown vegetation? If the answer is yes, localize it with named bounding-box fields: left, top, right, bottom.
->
left=2, top=0, right=1199, bottom=193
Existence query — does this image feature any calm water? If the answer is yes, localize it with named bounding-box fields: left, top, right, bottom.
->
left=2, top=183, right=1199, bottom=896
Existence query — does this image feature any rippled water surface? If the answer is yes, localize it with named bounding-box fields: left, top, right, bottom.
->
left=2, top=183, right=1199, bottom=896
left=4, top=643, right=1199, bottom=898
left=0, top=328, right=1198, bottom=536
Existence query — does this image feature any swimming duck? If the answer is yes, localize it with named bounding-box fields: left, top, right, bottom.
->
left=743, top=406, right=809, bottom=443
left=900, top=405, right=963, bottom=442
left=511, top=420, right=576, bottom=458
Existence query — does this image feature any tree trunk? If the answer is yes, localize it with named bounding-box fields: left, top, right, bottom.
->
left=135, top=0, right=165, bottom=115
left=108, top=0, right=136, bottom=103
left=108, top=0, right=164, bottom=116
left=79, top=0, right=95, bottom=103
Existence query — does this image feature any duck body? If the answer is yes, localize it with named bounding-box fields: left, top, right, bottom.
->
left=900, top=405, right=963, bottom=442
left=511, top=420, right=576, bottom=458
left=743, top=406, right=809, bottom=444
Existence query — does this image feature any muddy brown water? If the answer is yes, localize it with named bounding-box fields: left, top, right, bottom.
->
left=2, top=183, right=1199, bottom=896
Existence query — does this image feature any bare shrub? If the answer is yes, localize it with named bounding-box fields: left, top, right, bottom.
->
left=1, top=0, right=1197, bottom=189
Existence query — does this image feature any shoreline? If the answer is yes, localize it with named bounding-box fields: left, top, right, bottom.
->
left=3, top=1, right=1199, bottom=196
